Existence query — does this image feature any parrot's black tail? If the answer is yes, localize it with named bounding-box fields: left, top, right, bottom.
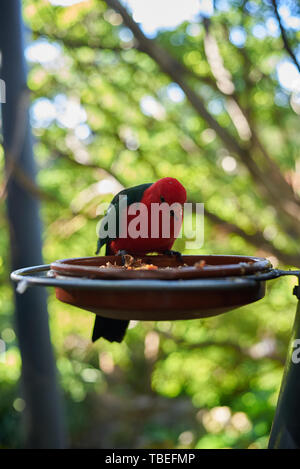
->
left=92, top=315, right=129, bottom=343
left=92, top=243, right=129, bottom=343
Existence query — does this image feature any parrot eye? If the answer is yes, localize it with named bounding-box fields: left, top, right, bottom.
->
left=160, top=196, right=165, bottom=203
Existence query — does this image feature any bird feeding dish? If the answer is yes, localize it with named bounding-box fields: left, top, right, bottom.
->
left=28, top=254, right=271, bottom=321
left=10, top=257, right=300, bottom=449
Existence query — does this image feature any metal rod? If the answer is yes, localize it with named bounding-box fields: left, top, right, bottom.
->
left=0, top=0, right=66, bottom=448
left=268, top=275, right=300, bottom=448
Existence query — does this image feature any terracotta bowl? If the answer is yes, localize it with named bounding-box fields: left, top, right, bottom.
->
left=51, top=255, right=271, bottom=321
left=51, top=254, right=271, bottom=280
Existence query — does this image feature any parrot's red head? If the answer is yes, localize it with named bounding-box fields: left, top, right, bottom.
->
left=146, top=177, right=187, bottom=205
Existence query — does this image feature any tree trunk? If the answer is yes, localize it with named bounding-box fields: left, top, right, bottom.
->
left=0, top=0, right=66, bottom=448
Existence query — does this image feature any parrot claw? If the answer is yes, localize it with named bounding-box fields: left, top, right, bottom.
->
left=116, top=250, right=129, bottom=266
left=163, top=249, right=183, bottom=263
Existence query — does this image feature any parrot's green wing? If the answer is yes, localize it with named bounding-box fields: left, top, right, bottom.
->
left=95, top=182, right=153, bottom=254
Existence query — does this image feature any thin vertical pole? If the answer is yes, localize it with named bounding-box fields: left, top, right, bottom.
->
left=0, top=0, right=66, bottom=448
left=269, top=279, right=300, bottom=448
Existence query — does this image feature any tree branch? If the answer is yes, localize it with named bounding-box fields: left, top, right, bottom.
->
left=103, top=0, right=300, bottom=240
left=53, top=148, right=126, bottom=184
left=203, top=205, right=300, bottom=267
left=272, top=0, right=300, bottom=73
left=32, top=27, right=127, bottom=52
left=13, top=166, right=58, bottom=202
left=203, top=18, right=300, bottom=210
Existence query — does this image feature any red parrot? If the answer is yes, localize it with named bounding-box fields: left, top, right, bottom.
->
left=93, top=177, right=187, bottom=343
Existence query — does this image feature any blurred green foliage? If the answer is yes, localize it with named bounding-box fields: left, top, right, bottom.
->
left=0, top=0, right=300, bottom=449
